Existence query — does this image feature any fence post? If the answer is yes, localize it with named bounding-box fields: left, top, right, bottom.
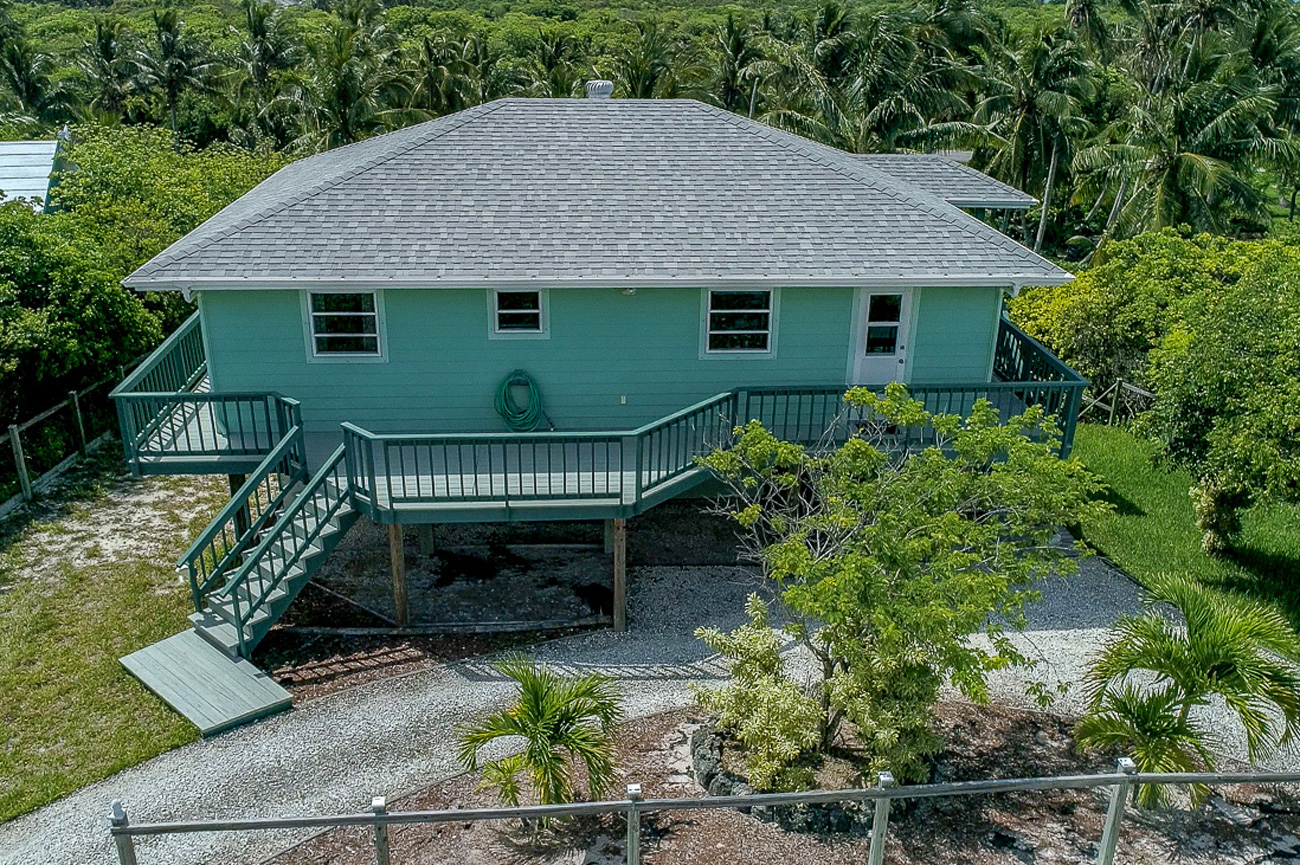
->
left=868, top=771, right=895, bottom=865
left=371, top=796, right=390, bottom=865
left=107, top=800, right=138, bottom=865
left=1096, top=757, right=1137, bottom=865
left=625, top=783, right=642, bottom=866
left=9, top=425, right=32, bottom=502
left=69, top=391, right=89, bottom=455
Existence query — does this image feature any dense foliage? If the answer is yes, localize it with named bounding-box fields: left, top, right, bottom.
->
left=1, top=0, right=1298, bottom=259
left=1013, top=229, right=1300, bottom=552
left=697, top=385, right=1104, bottom=786
left=0, top=124, right=283, bottom=424
left=1076, top=573, right=1300, bottom=806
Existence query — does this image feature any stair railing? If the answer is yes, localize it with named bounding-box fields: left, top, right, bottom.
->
left=213, top=444, right=350, bottom=657
left=177, top=426, right=309, bottom=610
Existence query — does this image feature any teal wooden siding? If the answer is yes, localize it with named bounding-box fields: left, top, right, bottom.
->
left=907, top=286, right=1002, bottom=383
left=200, top=285, right=1001, bottom=434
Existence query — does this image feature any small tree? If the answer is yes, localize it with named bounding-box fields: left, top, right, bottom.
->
left=1077, top=574, right=1300, bottom=806
left=457, top=655, right=622, bottom=807
left=698, top=384, right=1105, bottom=783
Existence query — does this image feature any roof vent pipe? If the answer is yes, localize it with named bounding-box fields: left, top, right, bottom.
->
left=585, top=80, right=614, bottom=100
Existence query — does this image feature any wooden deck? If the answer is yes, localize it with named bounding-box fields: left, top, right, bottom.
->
left=120, top=630, right=292, bottom=736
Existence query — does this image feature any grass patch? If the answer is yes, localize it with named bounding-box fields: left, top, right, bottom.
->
left=0, top=449, right=226, bottom=822
left=1072, top=423, right=1300, bottom=623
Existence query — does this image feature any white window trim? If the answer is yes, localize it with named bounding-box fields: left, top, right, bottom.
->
left=301, top=289, right=388, bottom=363
left=487, top=288, right=550, bottom=340
left=700, top=287, right=779, bottom=359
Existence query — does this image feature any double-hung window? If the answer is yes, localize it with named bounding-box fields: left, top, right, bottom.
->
left=490, top=289, right=547, bottom=337
left=308, top=292, right=382, bottom=357
left=706, top=289, right=773, bottom=353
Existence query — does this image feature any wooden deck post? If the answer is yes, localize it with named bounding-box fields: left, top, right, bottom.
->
left=417, top=524, right=436, bottom=556
left=603, top=519, right=614, bottom=554
left=388, top=524, right=408, bottom=627
left=228, top=474, right=248, bottom=537
left=612, top=518, right=627, bottom=632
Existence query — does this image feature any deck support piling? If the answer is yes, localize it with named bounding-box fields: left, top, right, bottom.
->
left=228, top=474, right=248, bottom=537
left=612, top=518, right=627, bottom=632
left=388, top=524, right=408, bottom=627
left=417, top=525, right=436, bottom=556
left=603, top=519, right=614, bottom=554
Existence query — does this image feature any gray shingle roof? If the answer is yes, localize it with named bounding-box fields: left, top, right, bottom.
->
left=125, top=100, right=1069, bottom=290
left=855, top=153, right=1037, bottom=210
left=0, top=141, right=57, bottom=209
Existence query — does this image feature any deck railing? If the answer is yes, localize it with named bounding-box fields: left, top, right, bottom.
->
left=111, top=311, right=207, bottom=397
left=214, top=444, right=351, bottom=657
left=105, top=760, right=1300, bottom=866
left=177, top=427, right=310, bottom=610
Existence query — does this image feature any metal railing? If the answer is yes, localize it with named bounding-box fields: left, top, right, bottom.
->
left=105, top=760, right=1300, bottom=866
left=177, top=427, right=310, bottom=610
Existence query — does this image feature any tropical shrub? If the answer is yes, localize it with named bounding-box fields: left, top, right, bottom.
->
left=697, top=384, right=1105, bottom=783
left=694, top=594, right=821, bottom=791
left=457, top=655, right=622, bottom=807
left=1077, top=574, right=1300, bottom=806
left=1009, top=229, right=1235, bottom=393
left=1143, top=240, right=1300, bottom=553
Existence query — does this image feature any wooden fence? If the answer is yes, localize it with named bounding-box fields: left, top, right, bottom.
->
left=1, top=365, right=134, bottom=511
left=106, top=760, right=1300, bottom=866
left=1080, top=379, right=1156, bottom=426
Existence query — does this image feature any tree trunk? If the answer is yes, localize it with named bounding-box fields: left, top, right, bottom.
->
left=748, top=77, right=759, bottom=119
left=1104, top=176, right=1128, bottom=232
left=1034, top=142, right=1059, bottom=254
left=1290, top=186, right=1297, bottom=222
left=170, top=100, right=178, bottom=133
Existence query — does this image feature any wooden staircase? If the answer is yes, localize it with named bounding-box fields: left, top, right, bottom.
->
left=191, top=479, right=359, bottom=657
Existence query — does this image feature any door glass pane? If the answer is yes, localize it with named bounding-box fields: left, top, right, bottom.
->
left=868, top=294, right=902, bottom=323
left=865, top=325, right=898, bottom=354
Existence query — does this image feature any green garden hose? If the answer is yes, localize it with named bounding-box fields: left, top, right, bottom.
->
left=495, top=369, right=545, bottom=432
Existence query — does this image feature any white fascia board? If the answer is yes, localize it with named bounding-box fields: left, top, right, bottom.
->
left=131, top=272, right=1075, bottom=293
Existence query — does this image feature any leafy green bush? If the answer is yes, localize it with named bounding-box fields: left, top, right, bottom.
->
left=1077, top=574, right=1300, bottom=806
left=1009, top=228, right=1235, bottom=392
left=457, top=654, right=622, bottom=807
left=694, top=594, right=821, bottom=791
left=698, top=385, right=1105, bottom=783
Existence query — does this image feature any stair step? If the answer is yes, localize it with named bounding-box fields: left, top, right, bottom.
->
left=189, top=609, right=249, bottom=658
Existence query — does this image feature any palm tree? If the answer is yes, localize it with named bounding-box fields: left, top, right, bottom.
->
left=973, top=29, right=1094, bottom=251
left=526, top=29, right=583, bottom=100
left=612, top=20, right=675, bottom=99
left=457, top=655, right=622, bottom=808
left=78, top=16, right=134, bottom=119
left=1077, top=574, right=1300, bottom=806
left=711, top=14, right=764, bottom=114
left=133, top=8, right=217, bottom=132
left=285, top=8, right=407, bottom=150
left=1066, top=0, right=1111, bottom=61
left=1, top=35, right=78, bottom=125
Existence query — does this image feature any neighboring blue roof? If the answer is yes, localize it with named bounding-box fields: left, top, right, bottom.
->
left=0, top=141, right=58, bottom=209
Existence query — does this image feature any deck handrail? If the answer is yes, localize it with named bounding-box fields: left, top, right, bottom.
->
left=995, top=316, right=1085, bottom=384
left=104, top=760, right=1300, bottom=866
left=213, top=443, right=350, bottom=657
left=176, top=426, right=309, bottom=610
left=110, top=311, right=206, bottom=398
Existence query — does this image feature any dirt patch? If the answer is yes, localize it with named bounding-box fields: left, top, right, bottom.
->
left=271, top=702, right=1300, bottom=865
left=306, top=501, right=743, bottom=626
left=0, top=447, right=227, bottom=591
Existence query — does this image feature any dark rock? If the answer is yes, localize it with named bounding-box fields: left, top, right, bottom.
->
left=1207, top=795, right=1257, bottom=827
left=1272, top=834, right=1300, bottom=857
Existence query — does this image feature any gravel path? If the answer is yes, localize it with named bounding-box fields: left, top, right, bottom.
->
left=0, top=553, right=1281, bottom=865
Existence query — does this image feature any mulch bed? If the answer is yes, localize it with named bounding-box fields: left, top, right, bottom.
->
left=269, top=702, right=1300, bottom=864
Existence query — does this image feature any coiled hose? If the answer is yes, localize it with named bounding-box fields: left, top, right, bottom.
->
left=495, top=369, right=545, bottom=432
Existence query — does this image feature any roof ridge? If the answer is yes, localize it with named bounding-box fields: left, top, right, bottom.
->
left=688, top=102, right=1056, bottom=275
left=130, top=101, right=510, bottom=281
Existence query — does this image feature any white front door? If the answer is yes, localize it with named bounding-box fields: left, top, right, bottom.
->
left=852, top=290, right=912, bottom=384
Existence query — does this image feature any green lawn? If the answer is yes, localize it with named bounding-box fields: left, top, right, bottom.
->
left=0, top=450, right=226, bottom=822
left=1071, top=424, right=1300, bottom=624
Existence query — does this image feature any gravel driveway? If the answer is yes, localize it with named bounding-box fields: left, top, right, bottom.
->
left=0, top=553, right=1279, bottom=866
